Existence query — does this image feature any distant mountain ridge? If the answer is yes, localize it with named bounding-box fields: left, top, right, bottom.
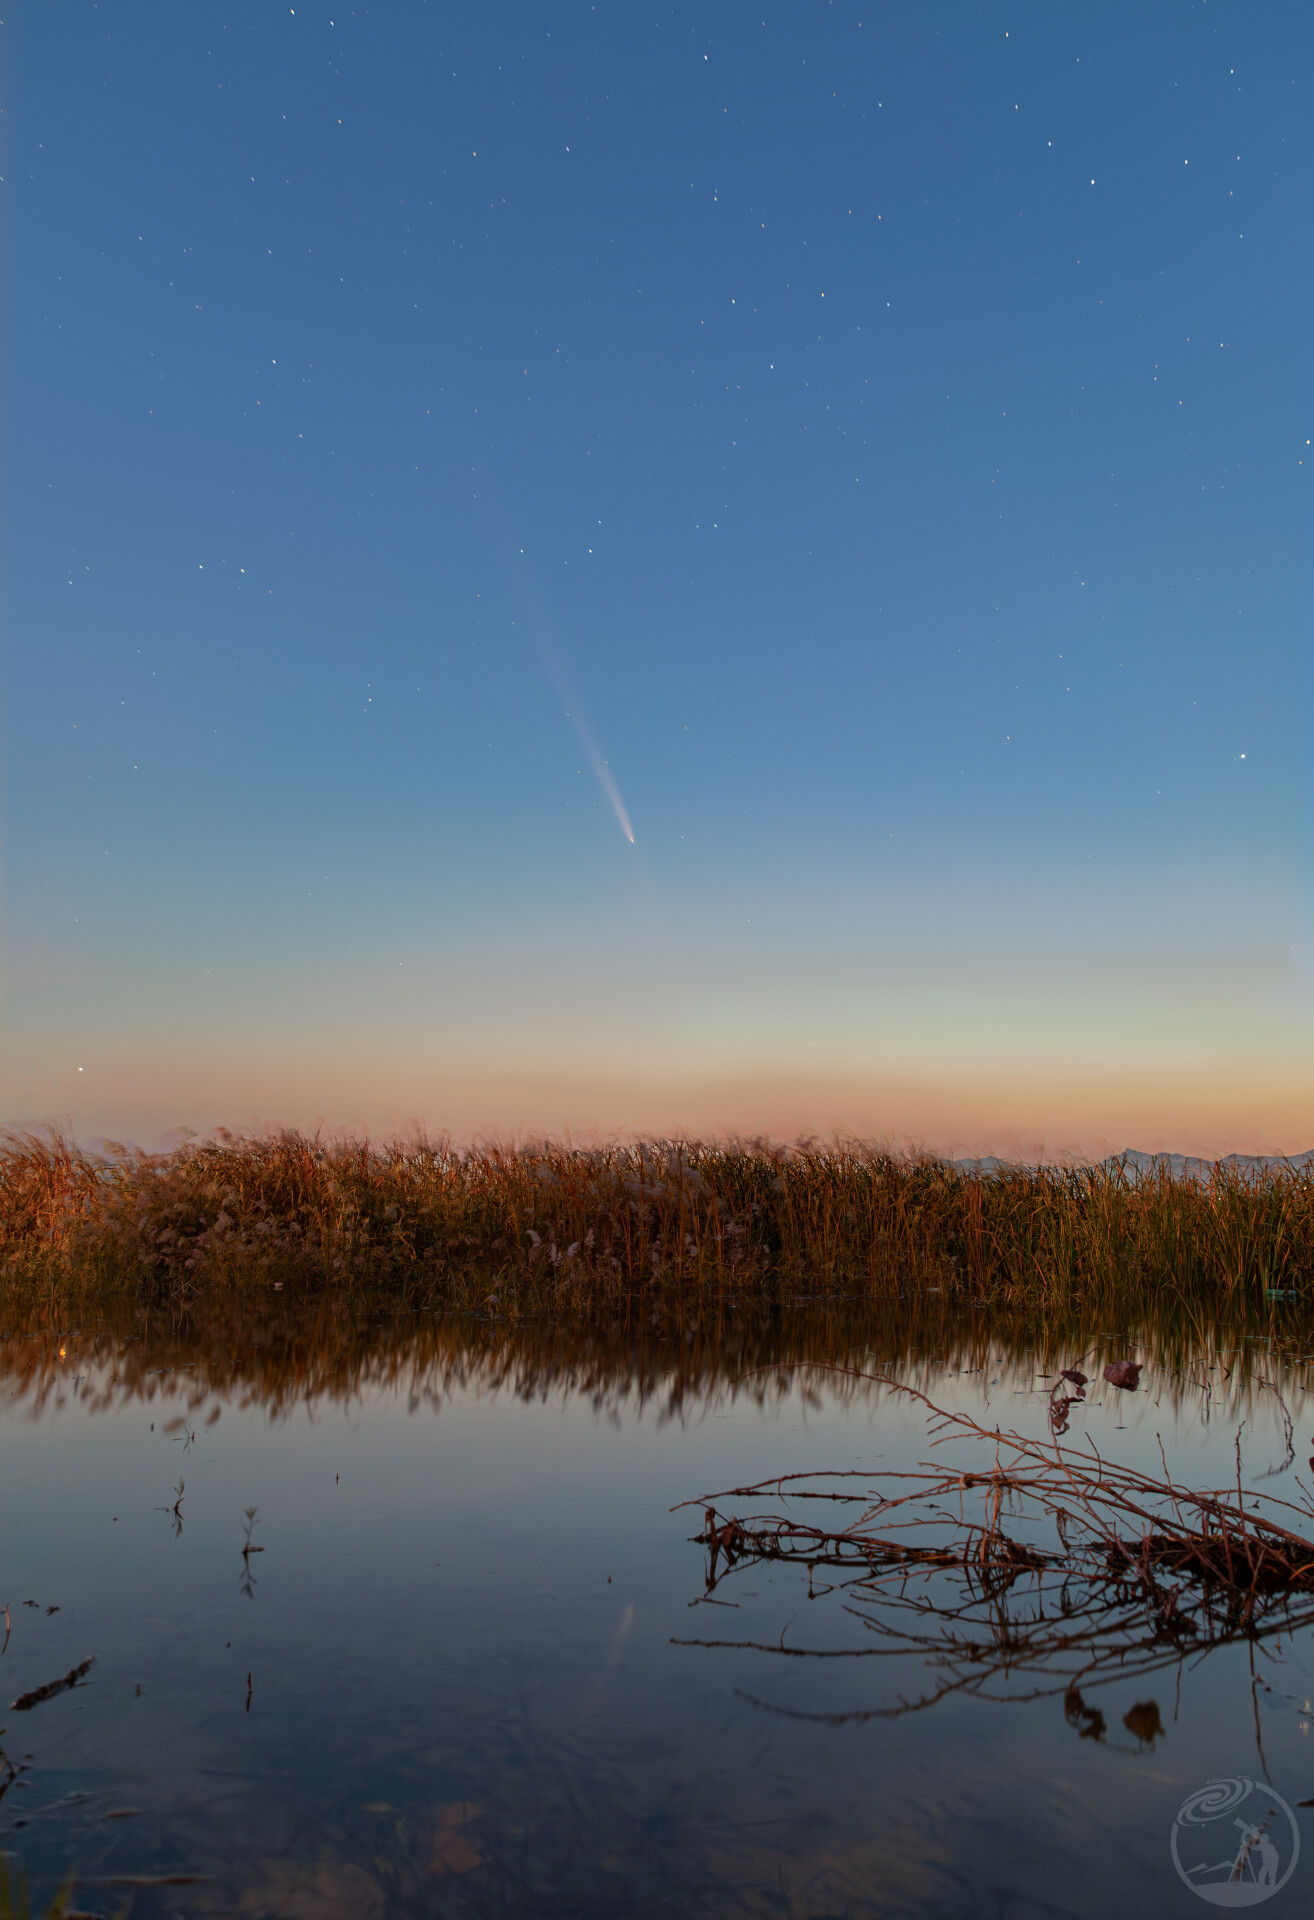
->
left=953, top=1149, right=1314, bottom=1179
left=1110, top=1148, right=1314, bottom=1180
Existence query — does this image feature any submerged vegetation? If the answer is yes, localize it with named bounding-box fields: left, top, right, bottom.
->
left=2, top=1127, right=1312, bottom=1317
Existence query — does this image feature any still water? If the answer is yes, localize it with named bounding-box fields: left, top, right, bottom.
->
left=3, top=1302, right=1314, bottom=1917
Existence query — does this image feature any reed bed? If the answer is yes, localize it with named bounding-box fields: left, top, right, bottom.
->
left=678, top=1373, right=1314, bottom=1720
left=2, top=1127, right=1312, bottom=1316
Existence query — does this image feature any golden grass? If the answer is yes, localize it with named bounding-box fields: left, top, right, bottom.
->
left=2, top=1127, right=1312, bottom=1318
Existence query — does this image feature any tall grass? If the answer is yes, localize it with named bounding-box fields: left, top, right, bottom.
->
left=2, top=1128, right=1311, bottom=1317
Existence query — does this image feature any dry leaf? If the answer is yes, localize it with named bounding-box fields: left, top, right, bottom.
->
left=431, top=1800, right=484, bottom=1878
left=238, top=1860, right=385, bottom=1920
left=1123, top=1700, right=1164, bottom=1746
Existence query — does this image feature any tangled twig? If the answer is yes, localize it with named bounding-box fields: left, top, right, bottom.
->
left=674, top=1371, right=1314, bottom=1716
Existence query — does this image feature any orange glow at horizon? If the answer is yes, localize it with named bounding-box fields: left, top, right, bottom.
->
left=6, top=1047, right=1312, bottom=1164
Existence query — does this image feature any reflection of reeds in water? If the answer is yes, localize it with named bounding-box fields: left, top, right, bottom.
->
left=2, top=1130, right=1313, bottom=1316
left=678, top=1374, right=1314, bottom=1726
left=0, top=1289, right=1306, bottom=1426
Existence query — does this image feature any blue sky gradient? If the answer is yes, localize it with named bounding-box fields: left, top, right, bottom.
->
left=5, top=2, right=1311, bottom=1152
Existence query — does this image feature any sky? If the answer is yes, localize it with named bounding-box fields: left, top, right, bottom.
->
left=3, top=1, right=1311, bottom=1157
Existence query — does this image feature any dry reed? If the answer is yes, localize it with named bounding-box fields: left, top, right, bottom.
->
left=2, top=1127, right=1311, bottom=1316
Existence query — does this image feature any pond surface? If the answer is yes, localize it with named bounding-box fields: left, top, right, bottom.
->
left=3, top=1300, right=1314, bottom=1917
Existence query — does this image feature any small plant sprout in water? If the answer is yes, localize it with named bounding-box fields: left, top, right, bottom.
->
left=156, top=1477, right=185, bottom=1533
left=240, top=1506, right=263, bottom=1598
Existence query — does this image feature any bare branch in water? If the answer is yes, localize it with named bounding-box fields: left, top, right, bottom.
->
left=676, top=1372, right=1314, bottom=1718
left=10, top=1655, right=95, bottom=1712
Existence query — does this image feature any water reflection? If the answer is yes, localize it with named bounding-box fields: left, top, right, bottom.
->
left=0, top=1296, right=1312, bottom=1916
left=3, top=1290, right=1311, bottom=1421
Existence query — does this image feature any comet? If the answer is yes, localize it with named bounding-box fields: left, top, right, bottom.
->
left=506, top=545, right=636, bottom=846
left=565, top=703, right=635, bottom=844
